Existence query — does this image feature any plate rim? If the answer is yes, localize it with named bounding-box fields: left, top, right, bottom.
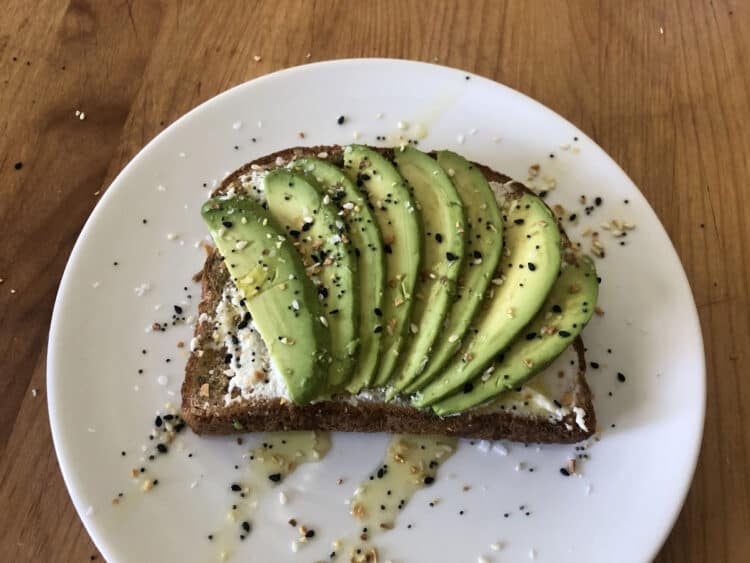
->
left=47, top=57, right=706, bottom=563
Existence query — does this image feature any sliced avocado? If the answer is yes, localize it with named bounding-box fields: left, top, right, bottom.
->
left=432, top=256, right=598, bottom=416
left=400, top=150, right=504, bottom=395
left=263, top=169, right=358, bottom=391
left=342, top=145, right=422, bottom=387
left=202, top=196, right=330, bottom=403
left=290, top=157, right=385, bottom=393
left=413, top=188, right=562, bottom=407
left=386, top=147, right=466, bottom=398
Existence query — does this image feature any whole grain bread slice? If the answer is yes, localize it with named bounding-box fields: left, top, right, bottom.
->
left=181, top=146, right=596, bottom=443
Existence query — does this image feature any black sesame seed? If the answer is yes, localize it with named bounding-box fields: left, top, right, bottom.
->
left=424, top=476, right=435, bottom=485
left=590, top=361, right=600, bottom=369
left=337, top=115, right=345, bottom=125
left=305, top=529, right=315, bottom=538
left=525, top=332, right=537, bottom=340
left=231, top=483, right=241, bottom=491
left=154, top=416, right=162, bottom=427
left=374, top=307, right=383, bottom=317
left=222, top=221, right=233, bottom=228
left=446, top=252, right=459, bottom=261
left=617, top=372, right=626, bottom=382
left=595, top=197, right=603, bottom=206
left=268, top=473, right=282, bottom=482
left=463, top=382, right=473, bottom=393
left=552, top=304, right=562, bottom=313
left=14, top=162, right=23, bottom=170
left=435, top=233, right=443, bottom=243
left=527, top=262, right=536, bottom=271
left=242, top=521, right=251, bottom=533
left=558, top=330, right=571, bottom=337
left=156, top=443, right=168, bottom=454
left=560, top=468, right=570, bottom=476
left=514, top=218, right=525, bottom=225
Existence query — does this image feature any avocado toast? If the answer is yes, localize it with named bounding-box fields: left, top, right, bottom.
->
left=182, top=145, right=598, bottom=443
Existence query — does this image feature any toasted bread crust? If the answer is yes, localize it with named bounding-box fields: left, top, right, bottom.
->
left=182, top=146, right=596, bottom=443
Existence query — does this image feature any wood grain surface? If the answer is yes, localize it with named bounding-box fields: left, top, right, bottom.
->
left=0, top=1, right=747, bottom=561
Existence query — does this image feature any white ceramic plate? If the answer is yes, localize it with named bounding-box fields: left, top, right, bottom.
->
left=48, top=59, right=704, bottom=563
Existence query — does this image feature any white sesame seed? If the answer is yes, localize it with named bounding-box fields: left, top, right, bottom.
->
left=376, top=112, right=384, bottom=119
left=352, top=131, right=361, bottom=140
left=448, top=334, right=459, bottom=343
left=529, top=548, right=537, bottom=560
left=397, top=121, right=409, bottom=130
left=477, top=557, right=489, bottom=563
left=157, top=375, right=168, bottom=386
left=134, top=283, right=150, bottom=297
left=232, top=121, right=243, bottom=130
left=456, top=134, right=465, bottom=144
left=86, top=506, right=94, bottom=516
left=490, top=541, right=504, bottom=551
left=291, top=541, right=299, bottom=553
left=166, top=233, right=178, bottom=240
left=279, top=491, right=288, bottom=504
left=253, top=55, right=262, bottom=62
left=156, top=184, right=167, bottom=192
left=468, top=128, right=477, bottom=135
left=92, top=281, right=100, bottom=289
left=492, top=442, right=508, bottom=456
left=319, top=316, right=328, bottom=327
left=257, top=120, right=263, bottom=128
left=410, top=323, right=418, bottom=334
left=31, top=389, right=38, bottom=398
left=235, top=240, right=248, bottom=250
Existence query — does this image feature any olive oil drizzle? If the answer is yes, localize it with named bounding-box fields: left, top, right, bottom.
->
left=337, top=434, right=458, bottom=562
left=213, top=431, right=331, bottom=559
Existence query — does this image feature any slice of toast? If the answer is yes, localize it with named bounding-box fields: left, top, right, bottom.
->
left=181, top=146, right=596, bottom=443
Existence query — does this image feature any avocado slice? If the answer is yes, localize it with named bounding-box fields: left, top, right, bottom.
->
left=263, top=169, right=358, bottom=391
left=432, top=255, right=598, bottom=416
left=290, top=157, right=386, bottom=393
left=342, top=145, right=422, bottom=387
left=413, top=188, right=562, bottom=407
left=202, top=196, right=331, bottom=404
left=400, top=151, right=504, bottom=395
left=385, top=147, right=466, bottom=397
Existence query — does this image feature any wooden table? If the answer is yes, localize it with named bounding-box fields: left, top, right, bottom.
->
left=1, top=1, right=747, bottom=561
